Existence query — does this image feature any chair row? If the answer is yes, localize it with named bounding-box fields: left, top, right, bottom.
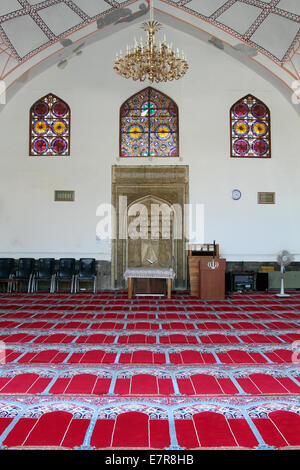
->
left=0, top=258, right=97, bottom=293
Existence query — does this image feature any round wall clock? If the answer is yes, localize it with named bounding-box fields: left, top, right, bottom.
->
left=232, top=189, right=241, bottom=200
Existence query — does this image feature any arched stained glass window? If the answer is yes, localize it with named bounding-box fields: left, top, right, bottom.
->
left=230, top=94, right=271, bottom=159
left=30, top=93, right=70, bottom=156
left=120, top=87, right=179, bottom=157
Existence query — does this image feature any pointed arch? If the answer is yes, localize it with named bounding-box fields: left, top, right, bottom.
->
left=120, top=87, right=179, bottom=158
left=29, top=93, right=70, bottom=156
left=230, top=94, right=271, bottom=159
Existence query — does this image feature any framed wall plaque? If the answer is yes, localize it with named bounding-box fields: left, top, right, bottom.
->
left=257, top=192, right=275, bottom=204
left=54, top=190, right=75, bottom=202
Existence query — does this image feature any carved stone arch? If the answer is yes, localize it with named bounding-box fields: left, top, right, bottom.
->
left=125, top=193, right=179, bottom=270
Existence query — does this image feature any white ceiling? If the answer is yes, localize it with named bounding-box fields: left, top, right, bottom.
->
left=0, top=0, right=123, bottom=61
left=0, top=0, right=298, bottom=111
left=0, top=0, right=298, bottom=63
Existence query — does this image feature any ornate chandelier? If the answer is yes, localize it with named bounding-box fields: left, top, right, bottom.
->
left=113, top=2, right=188, bottom=83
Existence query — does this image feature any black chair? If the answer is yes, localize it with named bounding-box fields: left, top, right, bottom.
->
left=15, top=258, right=35, bottom=293
left=0, top=258, right=16, bottom=293
left=74, top=258, right=97, bottom=293
left=55, top=258, right=75, bottom=293
left=32, top=258, right=56, bottom=293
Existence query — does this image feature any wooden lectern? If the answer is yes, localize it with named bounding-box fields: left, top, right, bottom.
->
left=199, top=258, right=226, bottom=300
left=188, top=243, right=220, bottom=297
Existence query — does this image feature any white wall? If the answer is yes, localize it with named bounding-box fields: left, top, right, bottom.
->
left=0, top=24, right=299, bottom=262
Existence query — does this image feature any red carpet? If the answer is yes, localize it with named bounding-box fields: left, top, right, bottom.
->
left=0, top=291, right=299, bottom=450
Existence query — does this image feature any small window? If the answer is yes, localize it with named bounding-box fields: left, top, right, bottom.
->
left=30, top=93, right=70, bottom=156
left=230, top=94, right=271, bottom=159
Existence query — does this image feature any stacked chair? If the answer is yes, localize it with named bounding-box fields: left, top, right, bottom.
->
left=0, top=258, right=16, bottom=293
left=74, top=258, right=97, bottom=293
left=31, top=258, right=56, bottom=293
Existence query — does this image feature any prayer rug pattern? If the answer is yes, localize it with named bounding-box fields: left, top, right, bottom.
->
left=0, top=291, right=299, bottom=450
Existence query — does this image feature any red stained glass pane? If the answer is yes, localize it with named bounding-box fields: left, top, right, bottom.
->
left=33, top=138, right=48, bottom=154
left=52, top=101, right=68, bottom=117
left=34, top=102, right=49, bottom=117
left=52, top=137, right=68, bottom=154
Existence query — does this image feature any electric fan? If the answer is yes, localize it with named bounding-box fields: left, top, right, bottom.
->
left=276, top=250, right=294, bottom=297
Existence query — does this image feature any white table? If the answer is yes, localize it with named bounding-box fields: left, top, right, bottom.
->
left=124, top=268, right=176, bottom=299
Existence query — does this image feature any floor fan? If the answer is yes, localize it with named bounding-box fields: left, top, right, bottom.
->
left=276, top=250, right=293, bottom=297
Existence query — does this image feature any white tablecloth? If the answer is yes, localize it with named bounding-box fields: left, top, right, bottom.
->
left=124, top=268, right=176, bottom=280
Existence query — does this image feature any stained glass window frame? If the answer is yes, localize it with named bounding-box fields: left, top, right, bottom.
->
left=230, top=94, right=271, bottom=159
left=29, top=93, right=71, bottom=157
left=119, top=87, right=179, bottom=158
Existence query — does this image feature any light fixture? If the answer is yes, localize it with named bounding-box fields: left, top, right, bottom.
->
left=57, top=59, right=68, bottom=70
left=57, top=43, right=85, bottom=69
left=113, top=0, right=188, bottom=83
left=233, top=43, right=258, bottom=57
left=208, top=37, right=224, bottom=50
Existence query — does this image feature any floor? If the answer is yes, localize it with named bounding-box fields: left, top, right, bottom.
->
left=0, top=290, right=299, bottom=450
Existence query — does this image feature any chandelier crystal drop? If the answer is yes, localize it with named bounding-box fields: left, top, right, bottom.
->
left=113, top=3, right=188, bottom=83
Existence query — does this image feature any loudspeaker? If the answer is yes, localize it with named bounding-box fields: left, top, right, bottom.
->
left=256, top=272, right=269, bottom=291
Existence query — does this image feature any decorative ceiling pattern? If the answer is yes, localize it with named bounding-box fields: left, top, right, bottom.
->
left=0, top=0, right=298, bottom=65
left=0, top=0, right=133, bottom=62
left=0, top=0, right=298, bottom=112
left=166, top=0, right=300, bottom=65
